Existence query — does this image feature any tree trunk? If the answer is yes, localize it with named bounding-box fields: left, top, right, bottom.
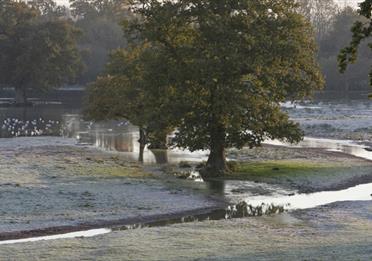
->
left=138, top=127, right=147, bottom=163
left=201, top=127, right=229, bottom=179
left=148, top=130, right=168, bottom=150
left=151, top=149, right=168, bottom=164
left=15, top=88, right=27, bottom=105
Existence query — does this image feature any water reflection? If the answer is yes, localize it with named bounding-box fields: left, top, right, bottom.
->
left=151, top=150, right=169, bottom=164
left=244, top=182, right=372, bottom=210
left=206, top=180, right=226, bottom=195
left=265, top=137, right=372, bottom=161
left=75, top=127, right=208, bottom=165
left=0, top=105, right=79, bottom=138
left=206, top=178, right=372, bottom=211
left=0, top=228, right=111, bottom=245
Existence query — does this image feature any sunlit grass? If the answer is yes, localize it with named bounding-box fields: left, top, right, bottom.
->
left=65, top=164, right=152, bottom=178
left=229, top=160, right=340, bottom=178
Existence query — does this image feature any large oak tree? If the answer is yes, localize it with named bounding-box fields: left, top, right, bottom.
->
left=127, top=0, right=324, bottom=177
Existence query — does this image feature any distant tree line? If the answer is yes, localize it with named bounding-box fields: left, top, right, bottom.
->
left=69, top=0, right=131, bottom=84
left=0, top=0, right=131, bottom=103
left=0, top=0, right=82, bottom=104
left=78, top=0, right=370, bottom=98
left=338, top=0, right=371, bottom=93
left=298, top=0, right=371, bottom=98
left=1, top=0, right=368, bottom=103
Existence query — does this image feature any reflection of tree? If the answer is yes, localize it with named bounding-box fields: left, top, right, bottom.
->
left=151, top=150, right=168, bottom=164
left=114, top=133, right=134, bottom=152
left=206, top=180, right=226, bottom=195
left=21, top=106, right=27, bottom=122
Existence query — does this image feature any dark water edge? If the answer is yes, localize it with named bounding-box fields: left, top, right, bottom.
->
left=0, top=206, right=224, bottom=241
left=1, top=104, right=372, bottom=244
left=0, top=200, right=287, bottom=242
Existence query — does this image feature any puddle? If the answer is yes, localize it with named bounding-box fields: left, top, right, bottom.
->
left=1, top=181, right=371, bottom=245
left=244, top=182, right=372, bottom=210
left=0, top=202, right=285, bottom=245
left=0, top=229, right=111, bottom=245
left=8, top=180, right=370, bottom=246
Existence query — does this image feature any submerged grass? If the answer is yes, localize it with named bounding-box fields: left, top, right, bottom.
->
left=63, top=164, right=152, bottom=179
left=229, top=160, right=341, bottom=179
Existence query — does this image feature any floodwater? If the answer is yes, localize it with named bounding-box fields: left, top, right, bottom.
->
left=0, top=229, right=111, bottom=245
left=244, top=182, right=372, bottom=210
left=84, top=129, right=372, bottom=214
left=0, top=105, right=79, bottom=138
left=266, top=137, right=372, bottom=161
left=1, top=104, right=372, bottom=245
left=73, top=125, right=208, bottom=164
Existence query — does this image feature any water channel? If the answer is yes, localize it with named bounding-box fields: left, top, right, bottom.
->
left=1, top=104, right=371, bottom=244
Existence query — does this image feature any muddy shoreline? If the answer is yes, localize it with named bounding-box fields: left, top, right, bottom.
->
left=0, top=206, right=225, bottom=241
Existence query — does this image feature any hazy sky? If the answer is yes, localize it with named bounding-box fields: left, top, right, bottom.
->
left=336, top=0, right=360, bottom=8
left=56, top=0, right=69, bottom=6
left=56, top=0, right=361, bottom=8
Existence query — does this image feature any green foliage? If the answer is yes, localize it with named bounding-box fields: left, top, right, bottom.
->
left=87, top=0, right=323, bottom=175
left=28, top=0, right=69, bottom=18
left=130, top=0, right=323, bottom=151
left=85, top=44, right=175, bottom=148
left=338, top=0, right=372, bottom=88
left=117, top=0, right=323, bottom=175
left=70, top=0, right=130, bottom=19
left=0, top=0, right=82, bottom=102
left=85, top=75, right=131, bottom=120
left=319, top=7, right=371, bottom=96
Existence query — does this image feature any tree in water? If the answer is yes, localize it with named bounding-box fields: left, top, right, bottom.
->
left=0, top=0, right=82, bottom=105
left=85, top=44, right=175, bottom=161
left=339, top=0, right=372, bottom=89
left=128, top=0, right=324, bottom=178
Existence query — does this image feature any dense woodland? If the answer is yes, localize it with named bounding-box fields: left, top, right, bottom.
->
left=72, top=0, right=372, bottom=98
left=0, top=0, right=370, bottom=98
left=74, top=0, right=370, bottom=97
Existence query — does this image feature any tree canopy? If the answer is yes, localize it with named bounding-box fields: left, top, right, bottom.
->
left=89, top=0, right=323, bottom=177
left=85, top=43, right=175, bottom=152
left=339, top=0, right=372, bottom=88
left=0, top=0, right=82, bottom=104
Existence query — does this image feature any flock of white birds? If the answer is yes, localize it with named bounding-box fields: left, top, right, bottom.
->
left=1, top=118, right=61, bottom=137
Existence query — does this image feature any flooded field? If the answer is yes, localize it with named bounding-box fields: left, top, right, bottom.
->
left=1, top=201, right=371, bottom=260
left=284, top=101, right=372, bottom=141
left=0, top=102, right=371, bottom=260
left=0, top=137, right=220, bottom=236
